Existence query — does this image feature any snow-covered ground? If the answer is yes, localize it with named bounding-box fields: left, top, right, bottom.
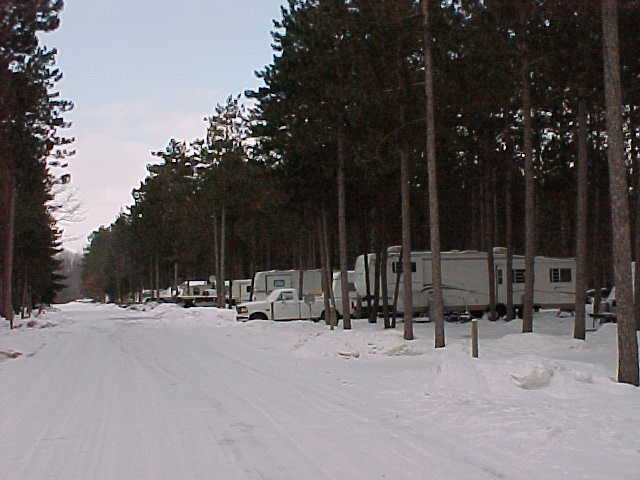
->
left=0, top=302, right=638, bottom=479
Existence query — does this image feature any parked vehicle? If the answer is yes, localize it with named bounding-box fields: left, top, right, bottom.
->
left=353, top=247, right=576, bottom=317
left=236, top=288, right=324, bottom=321
left=251, top=269, right=323, bottom=301
left=331, top=271, right=363, bottom=317
left=230, top=279, right=252, bottom=304
left=176, top=280, right=217, bottom=307
left=601, top=262, right=637, bottom=313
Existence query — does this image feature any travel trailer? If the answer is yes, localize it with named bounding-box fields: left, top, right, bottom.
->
left=230, top=279, right=252, bottom=304
left=176, top=280, right=217, bottom=307
left=251, top=269, right=323, bottom=301
left=331, top=271, right=363, bottom=317
left=353, top=247, right=576, bottom=317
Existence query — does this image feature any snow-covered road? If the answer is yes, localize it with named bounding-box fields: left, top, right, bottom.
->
left=1, top=303, right=638, bottom=479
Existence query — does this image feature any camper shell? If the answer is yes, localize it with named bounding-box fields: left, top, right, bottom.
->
left=353, top=247, right=576, bottom=317
left=251, top=269, right=323, bottom=301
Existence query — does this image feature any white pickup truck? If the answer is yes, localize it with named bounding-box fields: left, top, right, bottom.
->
left=236, top=288, right=325, bottom=321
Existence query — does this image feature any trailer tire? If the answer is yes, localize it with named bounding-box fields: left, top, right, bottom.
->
left=496, top=303, right=507, bottom=319
left=249, top=312, right=268, bottom=321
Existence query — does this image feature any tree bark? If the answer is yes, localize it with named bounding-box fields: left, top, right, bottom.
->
left=574, top=97, right=589, bottom=340
left=381, top=245, right=390, bottom=328
left=635, top=134, right=640, bottom=331
left=423, top=0, right=445, bottom=347
left=505, top=165, right=514, bottom=321
left=337, top=125, right=351, bottom=329
left=318, top=216, right=332, bottom=328
left=212, top=212, right=219, bottom=301
left=1, top=173, right=15, bottom=327
left=219, top=206, right=226, bottom=307
left=371, top=244, right=381, bottom=324
left=521, top=40, right=536, bottom=333
left=487, top=166, right=497, bottom=320
left=601, top=0, right=639, bottom=385
left=400, top=130, right=414, bottom=339
left=322, top=206, right=336, bottom=329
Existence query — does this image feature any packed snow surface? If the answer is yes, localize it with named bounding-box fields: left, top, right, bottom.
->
left=0, top=303, right=638, bottom=479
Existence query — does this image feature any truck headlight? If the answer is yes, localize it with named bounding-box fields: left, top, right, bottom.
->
left=237, top=306, right=248, bottom=314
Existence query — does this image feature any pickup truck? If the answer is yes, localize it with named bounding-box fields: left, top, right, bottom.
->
left=236, top=288, right=325, bottom=321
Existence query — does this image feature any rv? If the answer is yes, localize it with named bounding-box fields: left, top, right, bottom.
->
left=353, top=247, right=576, bottom=317
left=331, top=271, right=363, bottom=317
left=176, top=280, right=217, bottom=307
left=230, top=279, right=253, bottom=304
left=251, top=269, right=323, bottom=301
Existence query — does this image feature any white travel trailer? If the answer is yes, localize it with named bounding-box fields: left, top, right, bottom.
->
left=331, top=271, right=362, bottom=317
left=230, top=279, right=253, bottom=304
left=353, top=247, right=576, bottom=317
left=251, top=269, right=323, bottom=301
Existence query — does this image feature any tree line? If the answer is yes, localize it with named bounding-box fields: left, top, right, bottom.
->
left=82, top=0, right=640, bottom=385
left=0, top=0, right=73, bottom=327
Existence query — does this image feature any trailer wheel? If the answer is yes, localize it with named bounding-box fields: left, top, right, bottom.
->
left=249, top=312, right=268, bottom=321
left=496, top=303, right=507, bottom=319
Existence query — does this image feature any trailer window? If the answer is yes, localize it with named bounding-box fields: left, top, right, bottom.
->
left=392, top=262, right=416, bottom=274
left=273, top=279, right=285, bottom=288
left=513, top=269, right=525, bottom=284
left=497, top=269, right=503, bottom=285
left=550, top=268, right=572, bottom=283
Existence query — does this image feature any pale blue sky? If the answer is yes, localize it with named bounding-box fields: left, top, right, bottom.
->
left=42, top=0, right=286, bottom=251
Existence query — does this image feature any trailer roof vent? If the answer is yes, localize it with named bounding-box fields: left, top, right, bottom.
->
left=493, top=246, right=507, bottom=255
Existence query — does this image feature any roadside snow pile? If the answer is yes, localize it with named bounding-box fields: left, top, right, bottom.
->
left=256, top=320, right=434, bottom=359
left=116, top=301, right=237, bottom=326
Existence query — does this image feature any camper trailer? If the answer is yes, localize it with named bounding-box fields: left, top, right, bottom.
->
left=331, top=271, right=363, bottom=317
left=251, top=269, right=323, bottom=301
left=176, top=280, right=217, bottom=307
left=353, top=247, right=576, bottom=317
left=230, top=279, right=253, bottom=304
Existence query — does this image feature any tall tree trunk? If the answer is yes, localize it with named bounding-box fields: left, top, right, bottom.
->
left=213, top=212, right=220, bottom=306
left=381, top=245, right=390, bottom=328
left=574, top=97, right=589, bottom=340
left=154, top=254, right=160, bottom=302
left=592, top=181, right=602, bottom=315
left=521, top=43, right=536, bottom=333
left=400, top=131, right=414, bottom=339
left=337, top=125, right=351, bottom=329
left=635, top=130, right=640, bottom=330
left=371, top=243, right=381, bottom=324
left=219, top=206, right=226, bottom=308
left=363, top=222, right=372, bottom=321
left=601, top=0, right=639, bottom=385
left=2, top=174, right=15, bottom=327
left=391, top=248, right=402, bottom=329
left=423, top=0, right=444, bottom=347
left=173, top=261, right=178, bottom=297
left=487, top=166, right=497, bottom=320
left=322, top=207, right=336, bottom=329
left=505, top=159, right=514, bottom=321
left=318, top=216, right=332, bottom=328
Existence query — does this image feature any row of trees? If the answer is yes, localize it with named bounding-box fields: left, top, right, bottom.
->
left=82, top=0, right=639, bottom=385
left=0, top=1, right=73, bottom=326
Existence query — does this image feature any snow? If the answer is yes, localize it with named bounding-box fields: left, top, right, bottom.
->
left=0, top=303, right=638, bottom=479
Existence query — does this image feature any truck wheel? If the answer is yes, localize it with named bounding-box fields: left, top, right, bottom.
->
left=249, top=312, right=268, bottom=321
left=496, top=303, right=507, bottom=319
